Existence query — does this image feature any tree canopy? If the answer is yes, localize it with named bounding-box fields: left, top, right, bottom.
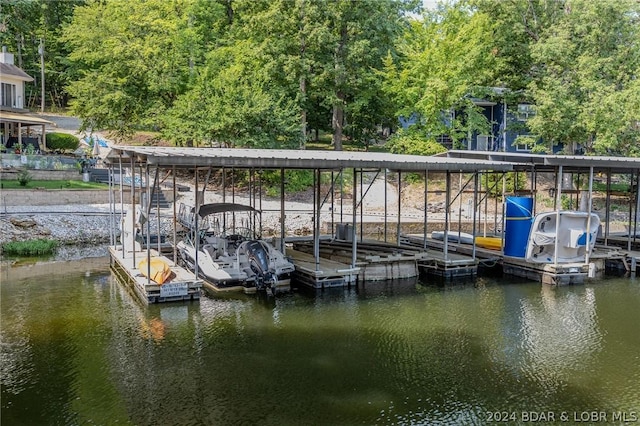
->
left=2, top=0, right=638, bottom=155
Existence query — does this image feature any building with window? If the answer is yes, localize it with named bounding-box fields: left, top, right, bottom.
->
left=0, top=46, right=53, bottom=151
left=399, top=88, right=563, bottom=154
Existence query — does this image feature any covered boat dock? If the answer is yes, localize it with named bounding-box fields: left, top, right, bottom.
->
left=103, top=147, right=514, bottom=290
left=102, top=146, right=640, bottom=291
left=442, top=150, right=640, bottom=282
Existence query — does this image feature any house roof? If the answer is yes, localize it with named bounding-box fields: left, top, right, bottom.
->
left=0, top=63, right=33, bottom=82
left=0, top=111, right=55, bottom=126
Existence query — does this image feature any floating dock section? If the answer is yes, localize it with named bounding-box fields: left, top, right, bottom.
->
left=287, top=249, right=359, bottom=289
left=289, top=239, right=478, bottom=285
left=109, top=246, right=202, bottom=304
left=400, top=235, right=479, bottom=280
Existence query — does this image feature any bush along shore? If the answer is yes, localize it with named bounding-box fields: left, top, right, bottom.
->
left=1, top=239, right=59, bottom=256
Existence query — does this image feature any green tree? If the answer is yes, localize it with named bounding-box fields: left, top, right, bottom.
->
left=470, top=0, right=640, bottom=156
left=383, top=3, right=497, bottom=149
left=526, top=0, right=640, bottom=155
left=0, top=0, right=82, bottom=110
left=164, top=0, right=415, bottom=150
left=62, top=0, right=224, bottom=140
left=163, top=40, right=301, bottom=148
left=317, top=0, right=417, bottom=150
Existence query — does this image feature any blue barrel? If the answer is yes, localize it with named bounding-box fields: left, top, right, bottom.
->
left=504, top=197, right=534, bottom=258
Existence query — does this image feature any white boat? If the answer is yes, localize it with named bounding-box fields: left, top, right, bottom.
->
left=525, top=211, right=601, bottom=263
left=176, top=203, right=295, bottom=294
left=431, top=231, right=475, bottom=244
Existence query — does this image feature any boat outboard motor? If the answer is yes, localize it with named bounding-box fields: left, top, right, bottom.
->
left=246, top=241, right=277, bottom=295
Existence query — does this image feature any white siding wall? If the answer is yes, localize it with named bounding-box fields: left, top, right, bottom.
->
left=0, top=75, right=26, bottom=109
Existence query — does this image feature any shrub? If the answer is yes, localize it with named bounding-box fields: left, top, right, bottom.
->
left=17, top=170, right=32, bottom=186
left=385, top=129, right=447, bottom=156
left=1, top=239, right=59, bottom=256
left=261, top=170, right=315, bottom=196
left=46, top=132, right=79, bottom=151
left=482, top=171, right=527, bottom=199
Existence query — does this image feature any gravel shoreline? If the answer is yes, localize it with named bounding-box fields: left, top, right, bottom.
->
left=0, top=182, right=427, bottom=248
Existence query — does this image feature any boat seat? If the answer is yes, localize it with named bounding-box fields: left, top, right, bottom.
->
left=532, top=231, right=556, bottom=245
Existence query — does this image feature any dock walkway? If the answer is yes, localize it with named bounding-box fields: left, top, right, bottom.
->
left=109, top=246, right=202, bottom=304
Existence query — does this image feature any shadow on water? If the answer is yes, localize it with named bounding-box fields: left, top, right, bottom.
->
left=2, top=257, right=638, bottom=425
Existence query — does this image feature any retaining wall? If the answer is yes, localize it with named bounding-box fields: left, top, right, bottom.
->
left=1, top=169, right=80, bottom=181
left=0, top=188, right=173, bottom=207
left=1, top=189, right=110, bottom=206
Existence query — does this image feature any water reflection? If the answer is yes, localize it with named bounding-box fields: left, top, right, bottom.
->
left=2, top=257, right=639, bottom=425
left=519, top=285, right=603, bottom=391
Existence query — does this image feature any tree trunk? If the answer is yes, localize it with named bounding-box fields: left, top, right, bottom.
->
left=299, top=0, right=307, bottom=148
left=332, top=22, right=348, bottom=152
left=332, top=94, right=344, bottom=151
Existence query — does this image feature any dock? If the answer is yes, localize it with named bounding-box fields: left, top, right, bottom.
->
left=109, top=246, right=202, bottom=304
left=401, top=233, right=637, bottom=285
left=286, top=249, right=359, bottom=289
left=292, top=239, right=430, bottom=282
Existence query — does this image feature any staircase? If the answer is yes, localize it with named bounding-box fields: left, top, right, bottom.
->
left=149, top=187, right=171, bottom=209
left=89, top=168, right=116, bottom=183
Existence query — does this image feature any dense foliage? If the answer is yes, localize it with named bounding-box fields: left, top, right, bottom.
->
left=1, top=0, right=638, bottom=155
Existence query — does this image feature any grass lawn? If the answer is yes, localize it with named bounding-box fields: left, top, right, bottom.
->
left=305, top=132, right=389, bottom=153
left=1, top=180, right=109, bottom=190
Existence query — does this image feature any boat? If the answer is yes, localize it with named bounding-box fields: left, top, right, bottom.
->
left=138, top=257, right=173, bottom=284
left=475, top=236, right=503, bottom=251
left=432, top=231, right=503, bottom=250
left=525, top=211, right=601, bottom=263
left=176, top=203, right=295, bottom=295
left=431, top=231, right=475, bottom=244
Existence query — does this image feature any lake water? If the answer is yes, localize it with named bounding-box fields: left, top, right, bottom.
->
left=1, top=255, right=639, bottom=425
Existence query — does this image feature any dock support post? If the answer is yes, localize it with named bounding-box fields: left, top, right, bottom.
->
left=130, top=156, right=136, bottom=264
left=108, top=164, right=114, bottom=246
left=352, top=168, right=358, bottom=270
left=119, top=156, right=124, bottom=253
left=586, top=166, right=594, bottom=265
left=423, top=168, right=428, bottom=250
left=472, top=172, right=478, bottom=260
left=172, top=165, right=177, bottom=265
left=605, top=169, right=611, bottom=246
left=554, top=165, right=563, bottom=267
left=627, top=171, right=635, bottom=251
left=280, top=168, right=286, bottom=254
left=145, top=165, right=152, bottom=285
left=635, top=171, right=640, bottom=245
left=444, top=171, right=450, bottom=261
left=194, top=166, right=199, bottom=279
left=314, top=169, right=321, bottom=272
left=384, top=168, right=388, bottom=243
left=397, top=170, right=402, bottom=246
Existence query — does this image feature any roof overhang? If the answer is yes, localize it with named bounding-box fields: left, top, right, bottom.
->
left=105, top=146, right=515, bottom=173
left=0, top=111, right=55, bottom=127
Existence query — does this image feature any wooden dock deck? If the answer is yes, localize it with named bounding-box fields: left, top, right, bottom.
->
left=109, top=246, right=202, bottom=304
left=401, top=233, right=634, bottom=284
left=286, top=249, right=359, bottom=289
left=292, top=239, right=431, bottom=282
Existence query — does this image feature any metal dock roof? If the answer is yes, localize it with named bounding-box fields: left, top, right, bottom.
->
left=443, top=150, right=640, bottom=173
left=105, top=146, right=514, bottom=172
